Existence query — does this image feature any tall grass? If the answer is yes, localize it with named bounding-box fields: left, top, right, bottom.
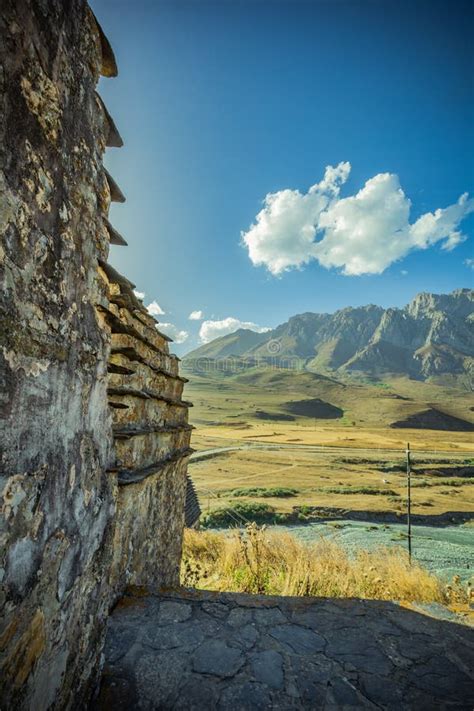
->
left=182, top=525, right=468, bottom=604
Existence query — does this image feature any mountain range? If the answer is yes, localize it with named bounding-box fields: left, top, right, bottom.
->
left=184, top=289, right=474, bottom=380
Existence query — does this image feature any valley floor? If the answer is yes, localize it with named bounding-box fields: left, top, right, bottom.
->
left=189, top=441, right=474, bottom=521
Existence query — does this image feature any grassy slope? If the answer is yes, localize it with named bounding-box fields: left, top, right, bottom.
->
left=183, top=365, right=474, bottom=519
left=183, top=364, right=474, bottom=438
left=190, top=448, right=474, bottom=519
left=182, top=527, right=469, bottom=603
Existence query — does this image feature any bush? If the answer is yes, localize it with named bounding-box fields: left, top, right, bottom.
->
left=200, top=502, right=276, bottom=528
left=230, top=486, right=298, bottom=498
left=315, top=486, right=398, bottom=496
left=412, top=477, right=474, bottom=488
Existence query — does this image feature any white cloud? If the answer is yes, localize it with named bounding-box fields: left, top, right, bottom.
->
left=146, top=300, right=165, bottom=316
left=134, top=290, right=145, bottom=300
left=199, top=317, right=270, bottom=344
left=158, top=322, right=189, bottom=344
left=241, top=163, right=474, bottom=276
left=189, top=310, right=204, bottom=320
left=465, top=258, right=474, bottom=270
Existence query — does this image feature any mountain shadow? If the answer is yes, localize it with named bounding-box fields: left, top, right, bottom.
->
left=391, top=407, right=474, bottom=431
left=283, top=398, right=344, bottom=419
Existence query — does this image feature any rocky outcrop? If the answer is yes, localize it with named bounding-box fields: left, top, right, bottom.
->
left=0, top=2, right=191, bottom=709
left=346, top=289, right=474, bottom=377
left=185, top=289, right=474, bottom=379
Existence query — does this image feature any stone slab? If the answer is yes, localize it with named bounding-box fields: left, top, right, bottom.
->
left=95, top=589, right=474, bottom=710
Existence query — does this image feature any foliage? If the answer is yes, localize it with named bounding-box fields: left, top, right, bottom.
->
left=411, top=477, right=474, bottom=488
left=200, top=502, right=277, bottom=528
left=229, top=486, right=298, bottom=498
left=315, top=486, right=398, bottom=496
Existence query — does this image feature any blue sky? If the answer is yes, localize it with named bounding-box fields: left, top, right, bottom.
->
left=92, top=0, right=473, bottom=354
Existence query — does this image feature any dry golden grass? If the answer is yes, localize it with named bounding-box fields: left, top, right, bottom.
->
left=193, top=422, right=474, bottom=453
left=184, top=367, right=474, bottom=453
left=182, top=525, right=468, bottom=604
left=190, top=447, right=474, bottom=518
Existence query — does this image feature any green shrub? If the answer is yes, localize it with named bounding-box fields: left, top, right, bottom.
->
left=315, top=486, right=398, bottom=496
left=201, top=502, right=276, bottom=528
left=412, top=477, right=474, bottom=488
left=230, top=486, right=298, bottom=498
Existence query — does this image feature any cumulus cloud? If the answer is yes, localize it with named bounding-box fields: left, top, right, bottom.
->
left=133, top=290, right=145, bottom=300
left=199, top=317, right=270, bottom=344
left=241, top=163, right=474, bottom=276
left=465, top=258, right=474, bottom=270
left=158, top=322, right=189, bottom=344
left=189, top=310, right=204, bottom=320
left=146, top=300, right=165, bottom=316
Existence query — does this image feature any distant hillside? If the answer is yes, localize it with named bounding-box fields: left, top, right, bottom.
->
left=184, top=289, right=474, bottom=380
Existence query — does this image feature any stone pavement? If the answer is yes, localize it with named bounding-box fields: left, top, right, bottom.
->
left=95, top=588, right=474, bottom=710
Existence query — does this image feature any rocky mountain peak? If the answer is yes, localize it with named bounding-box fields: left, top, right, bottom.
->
left=184, top=289, right=473, bottom=379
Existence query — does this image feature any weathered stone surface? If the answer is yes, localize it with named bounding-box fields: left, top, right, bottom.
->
left=231, top=623, right=259, bottom=651
left=0, top=2, right=191, bottom=708
left=0, top=1, right=115, bottom=707
left=96, top=589, right=474, bottom=710
left=143, top=618, right=219, bottom=651
left=135, top=650, right=189, bottom=706
left=157, top=601, right=193, bottom=624
left=114, top=426, right=192, bottom=470
left=111, top=333, right=180, bottom=376
left=110, top=395, right=189, bottom=429
left=202, top=601, right=229, bottom=619
left=227, top=607, right=255, bottom=627
left=269, top=624, right=326, bottom=655
left=253, top=607, right=288, bottom=626
left=249, top=649, right=284, bottom=689
left=108, top=355, right=186, bottom=401
left=110, top=459, right=189, bottom=591
left=192, top=640, right=245, bottom=677
left=218, top=681, right=273, bottom=710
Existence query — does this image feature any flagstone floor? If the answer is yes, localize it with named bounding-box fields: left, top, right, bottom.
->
left=95, top=588, right=474, bottom=710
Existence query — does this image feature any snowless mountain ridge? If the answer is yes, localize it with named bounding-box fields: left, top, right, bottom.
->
left=184, top=289, right=474, bottom=379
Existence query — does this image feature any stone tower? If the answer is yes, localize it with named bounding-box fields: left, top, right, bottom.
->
left=0, top=1, right=192, bottom=707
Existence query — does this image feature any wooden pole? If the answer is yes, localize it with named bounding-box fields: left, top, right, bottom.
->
left=406, top=442, right=412, bottom=563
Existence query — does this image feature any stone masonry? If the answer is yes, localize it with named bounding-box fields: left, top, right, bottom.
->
left=0, top=2, right=191, bottom=708
left=97, top=589, right=474, bottom=710
left=100, top=262, right=193, bottom=592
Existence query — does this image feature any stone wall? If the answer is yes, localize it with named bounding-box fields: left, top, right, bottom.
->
left=0, top=2, right=191, bottom=708
left=99, top=263, right=193, bottom=592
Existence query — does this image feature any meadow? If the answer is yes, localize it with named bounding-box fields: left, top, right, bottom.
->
left=183, top=363, right=474, bottom=523
left=181, top=363, right=473, bottom=608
